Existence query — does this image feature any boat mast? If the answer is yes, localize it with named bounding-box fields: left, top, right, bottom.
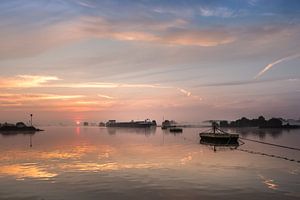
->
left=212, top=121, right=217, bottom=134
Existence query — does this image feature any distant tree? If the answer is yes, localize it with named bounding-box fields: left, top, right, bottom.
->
left=236, top=117, right=251, bottom=127
left=257, top=116, right=266, bottom=127
left=220, top=120, right=229, bottom=127
left=258, top=116, right=265, bottom=121
left=266, top=118, right=282, bottom=128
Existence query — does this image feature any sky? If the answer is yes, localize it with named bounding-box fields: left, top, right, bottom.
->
left=0, top=0, right=299, bottom=125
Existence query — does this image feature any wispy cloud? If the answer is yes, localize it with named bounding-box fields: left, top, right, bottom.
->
left=254, top=54, right=300, bottom=79
left=196, top=77, right=299, bottom=87
left=97, top=94, right=115, bottom=99
left=0, top=13, right=236, bottom=60
left=0, top=74, right=203, bottom=112
left=0, top=75, right=169, bottom=89
left=178, top=88, right=191, bottom=97
left=0, top=75, right=59, bottom=88
left=75, top=0, right=96, bottom=8
left=177, top=88, right=202, bottom=101
left=199, top=7, right=234, bottom=18
left=81, top=16, right=235, bottom=47
left=0, top=93, right=84, bottom=102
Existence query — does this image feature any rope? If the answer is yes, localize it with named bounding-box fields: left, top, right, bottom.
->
left=239, top=137, right=300, bottom=151
left=236, top=148, right=300, bottom=163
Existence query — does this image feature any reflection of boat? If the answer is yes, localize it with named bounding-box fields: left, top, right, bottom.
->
left=199, top=122, right=239, bottom=146
left=106, top=127, right=156, bottom=135
left=169, top=127, right=183, bottom=133
left=106, top=119, right=157, bottom=128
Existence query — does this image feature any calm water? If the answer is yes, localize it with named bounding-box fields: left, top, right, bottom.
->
left=0, top=126, right=299, bottom=200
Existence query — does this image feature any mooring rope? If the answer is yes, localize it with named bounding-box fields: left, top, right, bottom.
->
left=239, top=137, right=300, bottom=151
left=235, top=148, right=300, bottom=163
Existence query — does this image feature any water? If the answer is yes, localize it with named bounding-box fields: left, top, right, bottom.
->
left=0, top=127, right=299, bottom=200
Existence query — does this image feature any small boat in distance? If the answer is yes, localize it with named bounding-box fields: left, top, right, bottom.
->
left=199, top=122, right=239, bottom=146
left=161, top=120, right=177, bottom=129
left=106, top=119, right=157, bottom=128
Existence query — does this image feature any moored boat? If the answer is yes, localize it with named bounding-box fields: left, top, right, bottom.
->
left=106, top=119, right=157, bottom=128
left=199, top=122, right=239, bottom=145
left=161, top=120, right=177, bottom=129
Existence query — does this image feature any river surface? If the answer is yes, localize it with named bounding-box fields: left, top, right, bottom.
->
left=0, top=126, right=299, bottom=200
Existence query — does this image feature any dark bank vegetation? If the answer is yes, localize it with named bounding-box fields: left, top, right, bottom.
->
left=220, top=116, right=300, bottom=129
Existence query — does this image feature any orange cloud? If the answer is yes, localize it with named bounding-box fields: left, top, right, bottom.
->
left=0, top=93, right=84, bottom=102
left=98, top=94, right=115, bottom=99
left=0, top=75, right=59, bottom=88
left=82, top=16, right=235, bottom=46
left=163, top=30, right=235, bottom=46
left=0, top=75, right=202, bottom=112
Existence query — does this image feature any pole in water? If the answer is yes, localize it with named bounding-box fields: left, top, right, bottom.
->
left=30, top=114, right=33, bottom=126
left=30, top=135, right=32, bottom=148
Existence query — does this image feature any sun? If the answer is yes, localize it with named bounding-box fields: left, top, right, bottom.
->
left=76, top=121, right=80, bottom=125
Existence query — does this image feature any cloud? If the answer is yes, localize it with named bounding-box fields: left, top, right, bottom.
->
left=0, top=13, right=236, bottom=60
left=254, top=54, right=300, bottom=79
left=0, top=18, right=86, bottom=59
left=0, top=93, right=84, bottom=102
left=75, top=0, right=96, bottom=8
left=199, top=7, right=234, bottom=18
left=75, top=101, right=99, bottom=105
left=179, top=88, right=191, bottom=97
left=177, top=88, right=202, bottom=101
left=0, top=74, right=170, bottom=89
left=196, top=77, right=299, bottom=87
left=160, top=29, right=235, bottom=46
left=81, top=16, right=235, bottom=46
left=0, top=75, right=60, bottom=88
left=0, top=74, right=203, bottom=112
left=98, top=94, right=115, bottom=99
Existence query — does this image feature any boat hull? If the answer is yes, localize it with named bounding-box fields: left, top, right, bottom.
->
left=199, top=133, right=239, bottom=145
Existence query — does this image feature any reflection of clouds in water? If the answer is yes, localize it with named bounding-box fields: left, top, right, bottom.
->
left=0, top=145, right=114, bottom=161
left=180, top=154, right=192, bottom=165
left=0, top=141, right=197, bottom=180
left=258, top=174, right=279, bottom=190
left=0, top=163, right=57, bottom=180
left=288, top=169, right=299, bottom=175
left=0, top=144, right=116, bottom=180
left=60, top=162, right=161, bottom=172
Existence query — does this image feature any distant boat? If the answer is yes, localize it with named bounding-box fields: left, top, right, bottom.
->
left=106, top=119, right=157, bottom=128
left=199, top=122, right=239, bottom=146
left=161, top=120, right=176, bottom=129
left=99, top=122, right=106, bottom=127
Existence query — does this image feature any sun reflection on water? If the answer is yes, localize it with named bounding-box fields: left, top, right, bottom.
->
left=0, top=163, right=57, bottom=180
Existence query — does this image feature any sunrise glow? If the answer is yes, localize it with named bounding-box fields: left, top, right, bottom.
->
left=0, top=0, right=299, bottom=125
